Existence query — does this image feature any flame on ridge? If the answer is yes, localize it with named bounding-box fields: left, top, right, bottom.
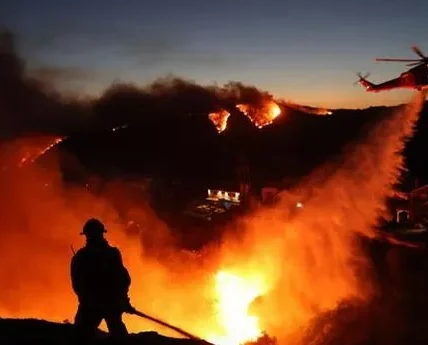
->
left=236, top=101, right=281, bottom=129
left=209, top=110, right=231, bottom=133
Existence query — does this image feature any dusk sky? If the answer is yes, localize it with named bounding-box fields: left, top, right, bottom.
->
left=1, top=0, right=428, bottom=109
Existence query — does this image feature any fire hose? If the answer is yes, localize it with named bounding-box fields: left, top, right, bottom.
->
left=127, top=307, right=215, bottom=345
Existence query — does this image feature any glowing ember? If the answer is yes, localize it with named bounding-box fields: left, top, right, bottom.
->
left=208, top=271, right=266, bottom=345
left=209, top=110, right=231, bottom=133
left=19, top=137, right=64, bottom=167
left=236, top=101, right=281, bottom=128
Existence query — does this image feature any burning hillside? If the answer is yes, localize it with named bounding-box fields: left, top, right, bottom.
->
left=208, top=100, right=282, bottom=133
left=209, top=110, right=231, bottom=133
left=236, top=101, right=281, bottom=129
left=206, top=98, right=334, bottom=135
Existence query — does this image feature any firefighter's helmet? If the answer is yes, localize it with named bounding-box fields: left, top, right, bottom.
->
left=80, top=218, right=107, bottom=236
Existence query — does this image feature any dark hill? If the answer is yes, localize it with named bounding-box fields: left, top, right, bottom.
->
left=56, top=101, right=425, bottom=191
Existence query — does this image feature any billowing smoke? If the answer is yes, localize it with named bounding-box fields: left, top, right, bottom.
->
left=91, top=78, right=280, bottom=133
left=0, top=30, right=90, bottom=139
left=0, top=30, right=281, bottom=140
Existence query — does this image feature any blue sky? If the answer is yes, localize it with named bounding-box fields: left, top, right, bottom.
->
left=2, top=0, right=428, bottom=108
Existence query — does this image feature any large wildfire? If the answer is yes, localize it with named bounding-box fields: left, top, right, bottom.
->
left=0, top=90, right=425, bottom=345
left=1, top=30, right=427, bottom=345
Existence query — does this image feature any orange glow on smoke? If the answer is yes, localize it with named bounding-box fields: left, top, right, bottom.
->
left=0, top=91, right=425, bottom=345
left=236, top=101, right=281, bottom=128
left=209, top=110, right=231, bottom=133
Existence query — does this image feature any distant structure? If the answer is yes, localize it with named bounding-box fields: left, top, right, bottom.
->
left=391, top=184, right=428, bottom=224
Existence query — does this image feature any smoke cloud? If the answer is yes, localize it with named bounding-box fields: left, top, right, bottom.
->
left=0, top=29, right=282, bottom=140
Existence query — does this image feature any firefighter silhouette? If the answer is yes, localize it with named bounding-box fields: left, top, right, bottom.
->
left=71, top=218, right=131, bottom=340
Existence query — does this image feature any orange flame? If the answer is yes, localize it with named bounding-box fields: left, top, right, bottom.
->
left=207, top=101, right=281, bottom=133
left=209, top=110, right=231, bottom=133
left=236, top=101, right=281, bottom=128
left=208, top=270, right=267, bottom=345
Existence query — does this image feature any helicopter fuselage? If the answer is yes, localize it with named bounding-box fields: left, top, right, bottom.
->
left=358, top=46, right=428, bottom=92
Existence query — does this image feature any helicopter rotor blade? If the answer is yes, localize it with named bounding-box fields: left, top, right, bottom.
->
left=407, top=62, right=422, bottom=67
left=375, top=58, right=420, bottom=62
left=411, top=45, right=426, bottom=59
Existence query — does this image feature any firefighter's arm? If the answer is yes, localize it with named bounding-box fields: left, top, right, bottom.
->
left=112, top=247, right=131, bottom=290
left=111, top=247, right=133, bottom=312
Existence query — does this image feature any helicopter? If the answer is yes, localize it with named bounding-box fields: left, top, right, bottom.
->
left=356, top=45, right=428, bottom=92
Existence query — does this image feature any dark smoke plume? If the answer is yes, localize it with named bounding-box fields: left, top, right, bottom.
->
left=0, top=30, right=280, bottom=139
left=0, top=30, right=89, bottom=140
left=91, top=78, right=278, bottom=132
